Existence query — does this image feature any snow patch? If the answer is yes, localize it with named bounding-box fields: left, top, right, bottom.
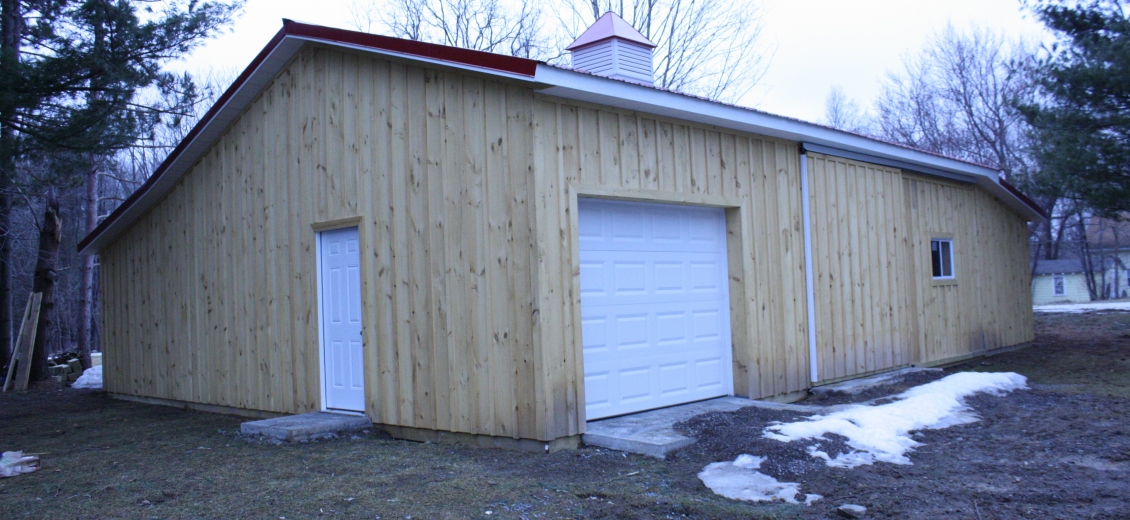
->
left=698, top=454, right=809, bottom=503
left=764, top=372, right=1026, bottom=468
left=1035, top=301, right=1130, bottom=313
left=72, top=365, right=102, bottom=390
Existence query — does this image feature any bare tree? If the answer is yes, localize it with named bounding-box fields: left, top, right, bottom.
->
left=872, top=25, right=1075, bottom=276
left=352, top=0, right=772, bottom=103
left=823, top=85, right=871, bottom=135
left=875, top=25, right=1035, bottom=181
left=557, top=0, right=770, bottom=102
left=351, top=0, right=550, bottom=59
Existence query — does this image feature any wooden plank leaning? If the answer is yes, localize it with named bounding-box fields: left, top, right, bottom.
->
left=2, top=292, right=44, bottom=392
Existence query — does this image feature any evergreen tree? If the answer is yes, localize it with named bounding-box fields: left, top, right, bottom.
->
left=0, top=0, right=241, bottom=375
left=1022, top=0, right=1130, bottom=217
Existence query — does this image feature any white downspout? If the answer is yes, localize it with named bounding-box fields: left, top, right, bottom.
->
left=800, top=152, right=819, bottom=383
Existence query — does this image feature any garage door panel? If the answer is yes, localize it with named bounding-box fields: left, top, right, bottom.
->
left=584, top=350, right=731, bottom=415
left=582, top=300, right=729, bottom=355
left=581, top=198, right=733, bottom=420
left=578, top=199, right=726, bottom=253
left=579, top=252, right=727, bottom=307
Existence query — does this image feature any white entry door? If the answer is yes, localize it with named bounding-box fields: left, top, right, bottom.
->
left=579, top=199, right=733, bottom=420
left=319, top=227, right=365, bottom=412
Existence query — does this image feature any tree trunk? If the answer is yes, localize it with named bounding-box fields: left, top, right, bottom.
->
left=28, top=194, right=61, bottom=382
left=79, top=160, right=97, bottom=369
left=0, top=0, right=22, bottom=379
left=1078, top=216, right=1100, bottom=301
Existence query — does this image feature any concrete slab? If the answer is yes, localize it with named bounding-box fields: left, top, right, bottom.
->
left=810, top=367, right=942, bottom=395
left=583, top=397, right=828, bottom=459
left=241, top=412, right=372, bottom=442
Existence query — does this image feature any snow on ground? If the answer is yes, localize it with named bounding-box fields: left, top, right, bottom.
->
left=71, top=365, right=102, bottom=390
left=1034, top=301, right=1130, bottom=313
left=698, top=454, right=820, bottom=504
left=699, top=371, right=1027, bottom=503
left=764, top=372, right=1027, bottom=468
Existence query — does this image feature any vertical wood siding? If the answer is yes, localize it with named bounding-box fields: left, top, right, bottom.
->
left=805, top=155, right=1034, bottom=383
left=807, top=154, right=917, bottom=382
left=529, top=100, right=811, bottom=437
left=99, top=44, right=1033, bottom=443
left=903, top=175, right=1035, bottom=361
left=101, top=46, right=546, bottom=439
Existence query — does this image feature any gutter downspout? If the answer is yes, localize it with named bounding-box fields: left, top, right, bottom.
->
left=800, top=151, right=819, bottom=383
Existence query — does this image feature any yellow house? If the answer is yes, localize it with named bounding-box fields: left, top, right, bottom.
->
left=78, top=18, right=1045, bottom=447
left=1032, top=259, right=1092, bottom=305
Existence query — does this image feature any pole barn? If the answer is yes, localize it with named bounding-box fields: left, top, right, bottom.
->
left=79, top=17, right=1045, bottom=448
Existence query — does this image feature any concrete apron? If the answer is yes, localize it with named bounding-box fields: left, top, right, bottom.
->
left=241, top=412, right=372, bottom=442
left=584, top=368, right=940, bottom=458
left=582, top=397, right=818, bottom=459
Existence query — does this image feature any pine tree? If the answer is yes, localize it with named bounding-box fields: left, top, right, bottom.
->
left=1022, top=0, right=1130, bottom=217
left=0, top=0, right=241, bottom=376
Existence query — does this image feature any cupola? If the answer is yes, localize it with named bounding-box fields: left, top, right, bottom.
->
left=566, top=12, right=657, bottom=85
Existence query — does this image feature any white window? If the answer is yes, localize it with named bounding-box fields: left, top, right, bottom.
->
left=1053, top=275, right=1066, bottom=296
left=930, top=238, right=954, bottom=279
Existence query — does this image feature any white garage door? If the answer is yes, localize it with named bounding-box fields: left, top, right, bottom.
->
left=579, top=198, right=733, bottom=420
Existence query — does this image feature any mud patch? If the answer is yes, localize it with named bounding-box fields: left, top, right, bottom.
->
left=673, top=385, right=1130, bottom=518
left=803, top=370, right=947, bottom=407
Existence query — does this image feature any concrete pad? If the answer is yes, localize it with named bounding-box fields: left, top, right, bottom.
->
left=810, top=367, right=942, bottom=395
left=583, top=397, right=827, bottom=459
left=241, top=412, right=372, bottom=442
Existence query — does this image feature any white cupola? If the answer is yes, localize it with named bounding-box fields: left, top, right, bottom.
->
left=566, top=12, right=657, bottom=85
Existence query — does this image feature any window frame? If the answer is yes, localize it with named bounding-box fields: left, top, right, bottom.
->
left=930, top=236, right=956, bottom=283
left=1052, top=274, right=1066, bottom=296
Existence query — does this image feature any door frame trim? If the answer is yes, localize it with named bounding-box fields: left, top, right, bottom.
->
left=314, top=223, right=366, bottom=413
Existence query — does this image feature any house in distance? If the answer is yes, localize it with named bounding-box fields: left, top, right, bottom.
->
left=79, top=13, right=1046, bottom=448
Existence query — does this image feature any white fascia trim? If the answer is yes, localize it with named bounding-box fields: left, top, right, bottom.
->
left=532, top=65, right=1044, bottom=222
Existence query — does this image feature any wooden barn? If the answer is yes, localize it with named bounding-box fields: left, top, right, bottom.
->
left=78, top=15, right=1046, bottom=447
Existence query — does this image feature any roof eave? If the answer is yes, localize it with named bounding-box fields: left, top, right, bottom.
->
left=78, top=21, right=541, bottom=255
left=80, top=22, right=1046, bottom=255
left=531, top=65, right=1047, bottom=222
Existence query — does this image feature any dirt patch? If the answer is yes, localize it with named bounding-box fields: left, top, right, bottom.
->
left=673, top=388, right=1130, bottom=518
left=668, top=311, right=1130, bottom=518
left=0, top=388, right=790, bottom=519
left=802, top=370, right=947, bottom=407
left=2, top=311, right=1128, bottom=518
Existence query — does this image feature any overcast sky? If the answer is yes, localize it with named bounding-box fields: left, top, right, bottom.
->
left=175, top=0, right=1054, bottom=124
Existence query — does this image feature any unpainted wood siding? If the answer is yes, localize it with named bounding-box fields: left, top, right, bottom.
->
left=529, top=99, right=811, bottom=438
left=903, top=175, right=1035, bottom=362
left=101, top=45, right=549, bottom=439
left=99, top=43, right=1032, bottom=444
left=806, top=154, right=918, bottom=382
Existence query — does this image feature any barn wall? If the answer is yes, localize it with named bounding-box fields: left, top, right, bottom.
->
left=806, top=154, right=919, bottom=383
left=102, top=45, right=549, bottom=440
left=529, top=98, right=811, bottom=437
left=99, top=43, right=1033, bottom=444
left=903, top=174, right=1035, bottom=362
